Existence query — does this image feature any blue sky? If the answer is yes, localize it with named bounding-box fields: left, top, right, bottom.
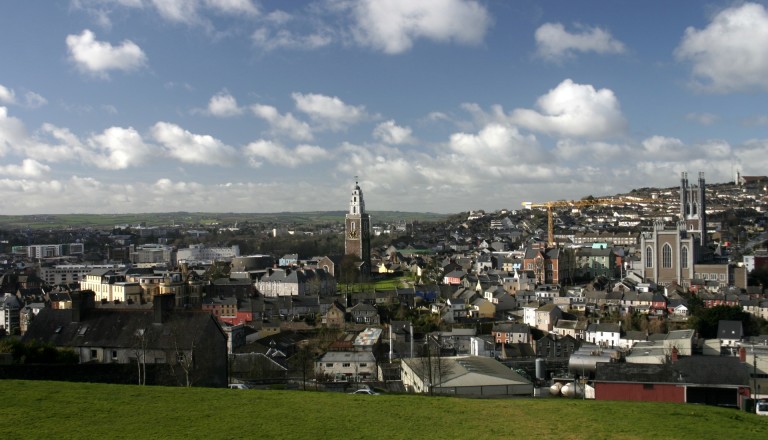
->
left=1, top=0, right=768, bottom=215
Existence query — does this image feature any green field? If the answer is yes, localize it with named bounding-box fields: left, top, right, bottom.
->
left=1, top=380, right=766, bottom=439
left=0, top=211, right=448, bottom=230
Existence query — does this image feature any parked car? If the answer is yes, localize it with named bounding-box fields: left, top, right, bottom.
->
left=349, top=389, right=379, bottom=395
left=228, top=383, right=249, bottom=390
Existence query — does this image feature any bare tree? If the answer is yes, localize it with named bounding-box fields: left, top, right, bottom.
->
left=173, top=338, right=196, bottom=387
left=132, top=327, right=152, bottom=385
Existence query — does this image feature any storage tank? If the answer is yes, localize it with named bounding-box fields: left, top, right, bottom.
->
left=535, top=358, right=546, bottom=380
left=568, top=345, right=620, bottom=375
left=549, top=382, right=563, bottom=396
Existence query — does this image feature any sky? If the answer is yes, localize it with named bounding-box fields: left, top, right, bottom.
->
left=1, top=0, right=768, bottom=215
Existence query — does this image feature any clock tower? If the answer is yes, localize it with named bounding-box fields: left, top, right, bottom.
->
left=345, top=179, right=371, bottom=275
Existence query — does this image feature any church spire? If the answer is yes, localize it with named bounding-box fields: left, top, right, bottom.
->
left=349, top=176, right=365, bottom=215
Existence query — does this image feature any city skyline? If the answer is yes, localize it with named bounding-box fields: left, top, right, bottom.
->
left=1, top=1, right=767, bottom=215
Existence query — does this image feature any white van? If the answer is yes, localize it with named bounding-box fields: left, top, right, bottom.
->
left=228, top=383, right=248, bottom=390
left=756, top=400, right=768, bottom=416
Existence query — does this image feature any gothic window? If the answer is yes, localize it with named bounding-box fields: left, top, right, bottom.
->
left=645, top=246, right=653, bottom=268
left=681, top=246, right=688, bottom=269
left=662, top=244, right=672, bottom=268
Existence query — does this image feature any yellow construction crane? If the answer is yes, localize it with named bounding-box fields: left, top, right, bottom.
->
left=522, top=197, right=663, bottom=246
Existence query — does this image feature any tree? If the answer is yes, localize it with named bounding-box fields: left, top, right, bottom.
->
left=688, top=305, right=756, bottom=339
left=132, top=327, right=152, bottom=385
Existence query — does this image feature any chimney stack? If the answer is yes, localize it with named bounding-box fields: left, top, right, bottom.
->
left=671, top=346, right=679, bottom=363
left=154, top=293, right=176, bottom=324
left=739, top=346, right=747, bottom=363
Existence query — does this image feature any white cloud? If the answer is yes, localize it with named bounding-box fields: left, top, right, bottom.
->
left=24, top=92, right=48, bottom=109
left=292, top=92, right=367, bottom=131
left=535, top=22, right=625, bottom=61
left=150, top=121, right=238, bottom=166
left=73, top=0, right=258, bottom=30
left=27, top=124, right=86, bottom=163
left=149, top=0, right=202, bottom=24
left=207, top=91, right=243, bottom=117
left=86, top=126, right=155, bottom=169
left=509, top=79, right=627, bottom=139
left=373, top=120, right=414, bottom=144
left=250, top=103, right=313, bottom=141
left=244, top=140, right=329, bottom=167
left=735, top=139, right=768, bottom=175
left=448, top=123, right=548, bottom=169
left=0, top=107, right=27, bottom=156
left=744, top=115, right=768, bottom=127
left=675, top=2, right=768, bottom=92
left=251, top=27, right=333, bottom=51
left=554, top=139, right=630, bottom=163
left=347, top=0, right=491, bottom=54
left=66, top=29, right=148, bottom=77
left=204, top=0, right=259, bottom=16
left=685, top=112, right=718, bottom=126
left=641, top=135, right=687, bottom=160
left=0, top=85, right=16, bottom=105
left=0, top=159, right=51, bottom=178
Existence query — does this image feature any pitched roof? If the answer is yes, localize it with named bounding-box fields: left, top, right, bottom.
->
left=596, top=356, right=749, bottom=386
left=22, top=307, right=223, bottom=350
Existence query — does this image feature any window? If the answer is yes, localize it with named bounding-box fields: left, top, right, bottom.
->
left=360, top=363, right=367, bottom=367
left=719, top=273, right=725, bottom=281
left=326, top=363, right=333, bottom=367
left=711, top=273, right=717, bottom=281
left=662, top=244, right=672, bottom=268
left=90, top=349, right=97, bottom=359
left=112, top=350, right=118, bottom=360
left=645, top=246, right=653, bottom=268
left=681, top=246, right=688, bottom=269
left=342, top=363, right=351, bottom=368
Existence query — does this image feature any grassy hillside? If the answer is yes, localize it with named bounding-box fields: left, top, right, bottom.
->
left=1, top=380, right=766, bottom=439
left=0, top=211, right=448, bottom=229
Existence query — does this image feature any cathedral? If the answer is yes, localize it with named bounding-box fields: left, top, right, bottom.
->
left=344, top=179, right=371, bottom=275
left=639, top=172, right=739, bottom=288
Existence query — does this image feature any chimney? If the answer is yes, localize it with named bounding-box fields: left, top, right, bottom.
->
left=739, top=346, right=747, bottom=363
left=70, top=290, right=95, bottom=323
left=671, top=346, right=679, bottom=363
left=153, top=293, right=176, bottom=324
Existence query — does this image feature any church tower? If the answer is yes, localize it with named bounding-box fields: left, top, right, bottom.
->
left=680, top=171, right=707, bottom=247
left=345, top=179, right=371, bottom=274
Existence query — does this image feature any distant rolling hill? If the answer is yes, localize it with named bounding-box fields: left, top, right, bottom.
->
left=0, top=211, right=450, bottom=230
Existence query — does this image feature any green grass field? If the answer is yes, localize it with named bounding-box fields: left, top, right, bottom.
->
left=1, top=380, right=766, bottom=439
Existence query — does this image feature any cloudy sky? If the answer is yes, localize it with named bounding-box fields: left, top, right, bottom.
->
left=1, top=1, right=768, bottom=215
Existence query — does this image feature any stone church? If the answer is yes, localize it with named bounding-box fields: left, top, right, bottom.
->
left=639, top=172, right=742, bottom=288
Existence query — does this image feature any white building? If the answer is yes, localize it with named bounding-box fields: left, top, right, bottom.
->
left=25, top=243, right=85, bottom=259
left=176, top=244, right=240, bottom=264
left=39, top=264, right=127, bottom=286
left=585, top=323, right=621, bottom=348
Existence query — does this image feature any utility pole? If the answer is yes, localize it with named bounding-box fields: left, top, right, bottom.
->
left=754, top=346, right=758, bottom=400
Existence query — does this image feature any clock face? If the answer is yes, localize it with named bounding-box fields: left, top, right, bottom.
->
left=348, top=229, right=358, bottom=238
